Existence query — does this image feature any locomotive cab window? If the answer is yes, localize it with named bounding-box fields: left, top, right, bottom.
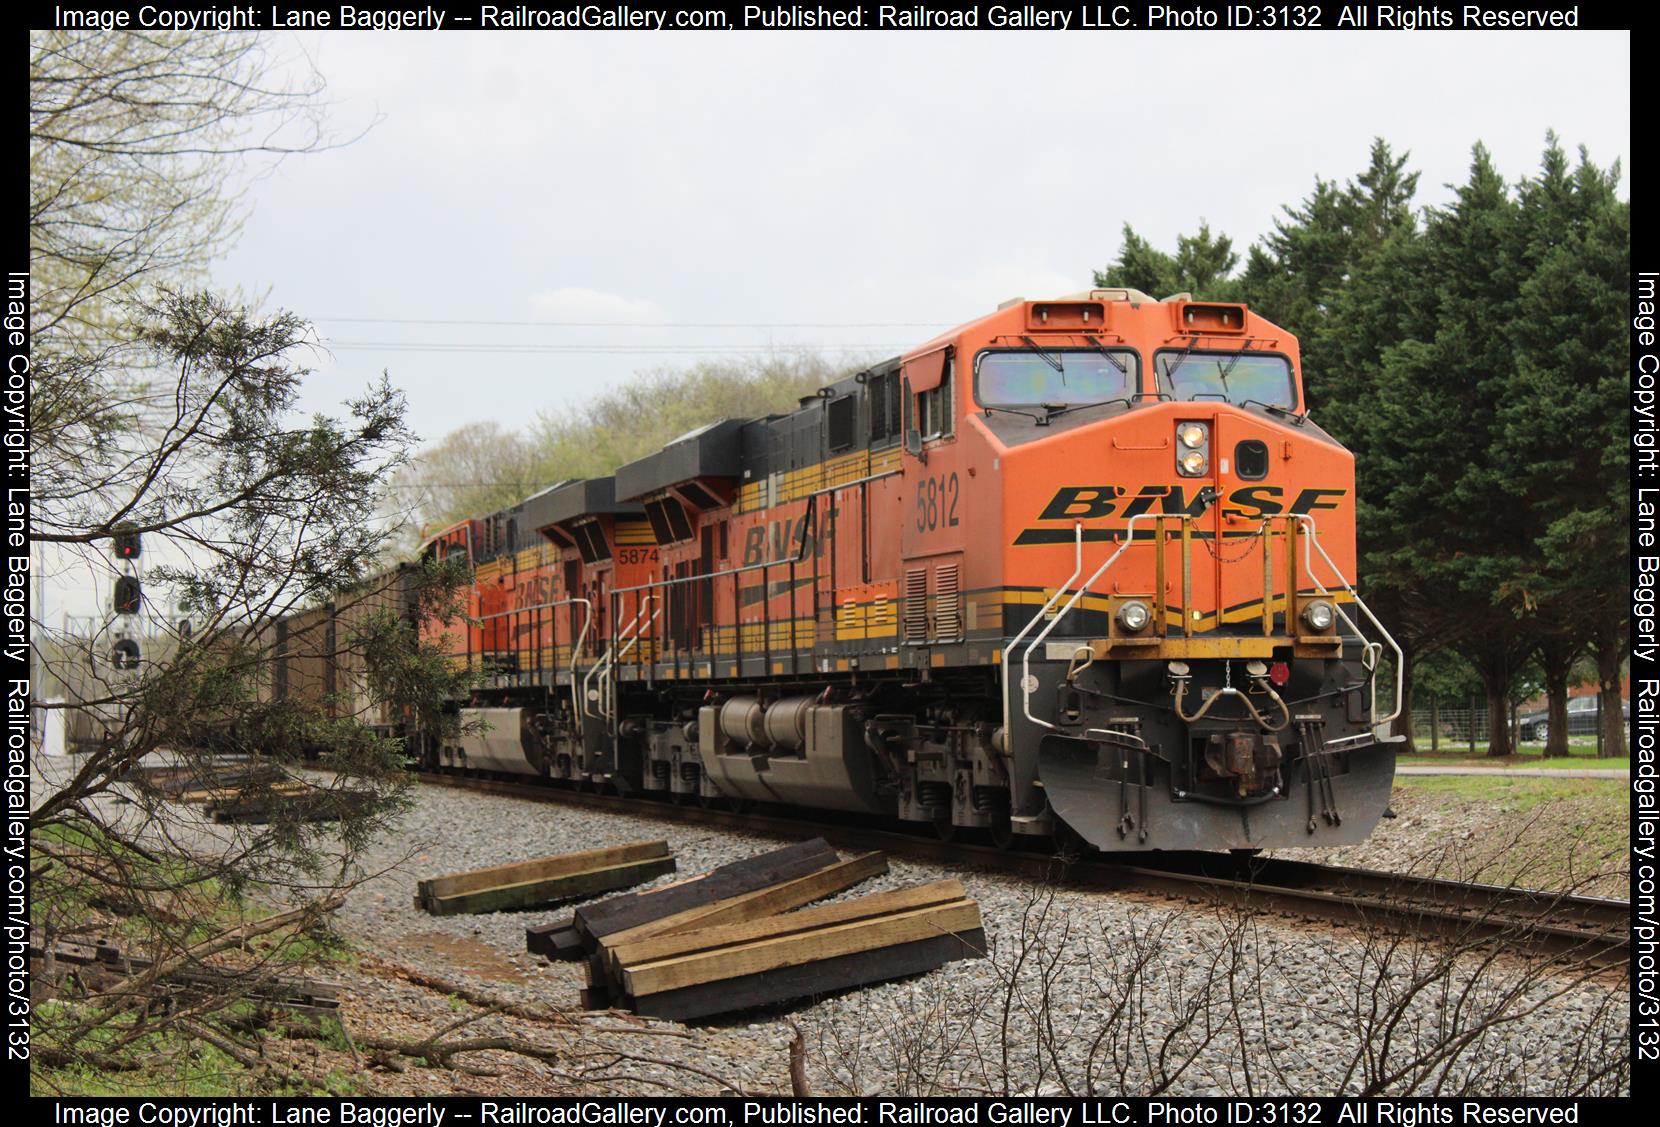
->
left=916, top=358, right=954, bottom=440
left=1155, top=350, right=1297, bottom=410
left=974, top=348, right=1139, bottom=409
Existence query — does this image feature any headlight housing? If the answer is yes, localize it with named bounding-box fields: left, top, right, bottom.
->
left=1176, top=421, right=1209, bottom=476
left=1302, top=600, right=1335, bottom=632
left=1117, top=600, right=1151, bottom=633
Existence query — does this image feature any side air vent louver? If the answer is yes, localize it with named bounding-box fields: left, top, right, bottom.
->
left=903, top=568, right=929, bottom=643
left=934, top=562, right=962, bottom=641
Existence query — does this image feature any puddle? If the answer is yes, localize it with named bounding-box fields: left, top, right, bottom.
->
left=392, top=931, right=529, bottom=983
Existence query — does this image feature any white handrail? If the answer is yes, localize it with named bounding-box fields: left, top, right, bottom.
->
left=1020, top=512, right=1177, bottom=730
left=582, top=595, right=653, bottom=721
left=1000, top=522, right=1082, bottom=748
left=1001, top=511, right=1400, bottom=748
left=566, top=599, right=594, bottom=724
left=463, top=596, right=593, bottom=723
left=581, top=594, right=658, bottom=726
left=604, top=601, right=662, bottom=727
left=1292, top=514, right=1405, bottom=726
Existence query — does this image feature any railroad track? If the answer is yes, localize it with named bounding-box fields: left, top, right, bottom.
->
left=414, top=772, right=1631, bottom=970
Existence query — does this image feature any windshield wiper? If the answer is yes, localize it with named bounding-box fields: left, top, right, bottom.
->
left=981, top=404, right=1050, bottom=425
left=1020, top=336, right=1065, bottom=376
left=1158, top=334, right=1202, bottom=393
left=1215, top=339, right=1253, bottom=393
left=1090, top=343, right=1128, bottom=375
left=1240, top=398, right=1304, bottom=425
left=1041, top=397, right=1135, bottom=423
left=1212, top=358, right=1232, bottom=399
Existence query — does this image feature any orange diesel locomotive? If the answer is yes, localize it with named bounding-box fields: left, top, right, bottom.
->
left=417, top=289, right=1402, bottom=851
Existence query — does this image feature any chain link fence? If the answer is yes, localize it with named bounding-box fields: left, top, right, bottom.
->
left=1407, top=696, right=1626, bottom=754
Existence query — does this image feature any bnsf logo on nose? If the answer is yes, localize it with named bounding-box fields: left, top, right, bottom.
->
left=1038, top=484, right=1346, bottom=521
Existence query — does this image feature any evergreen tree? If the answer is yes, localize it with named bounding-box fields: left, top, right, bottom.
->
left=1095, top=223, right=1179, bottom=296
left=1094, top=221, right=1240, bottom=300
left=1241, top=139, right=1420, bottom=426
left=1502, top=137, right=1630, bottom=755
left=1171, top=222, right=1240, bottom=297
left=1356, top=146, right=1533, bottom=755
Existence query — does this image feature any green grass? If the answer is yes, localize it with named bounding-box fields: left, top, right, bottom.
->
left=32, top=817, right=363, bottom=1095
left=1393, top=774, right=1629, bottom=894
left=31, top=1022, right=367, bottom=1097
left=1400, top=735, right=1628, bottom=769
left=1399, top=752, right=1630, bottom=770
left=1398, top=773, right=1621, bottom=807
left=33, top=1037, right=249, bottom=1097
left=33, top=813, right=353, bottom=961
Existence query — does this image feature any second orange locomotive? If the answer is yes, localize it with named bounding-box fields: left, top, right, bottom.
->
left=418, top=288, right=1401, bottom=851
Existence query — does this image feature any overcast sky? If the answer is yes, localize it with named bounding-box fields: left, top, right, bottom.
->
left=211, top=29, right=1631, bottom=450
left=42, top=26, right=1633, bottom=633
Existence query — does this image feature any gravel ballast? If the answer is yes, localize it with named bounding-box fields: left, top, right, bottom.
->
left=312, top=777, right=1629, bottom=1097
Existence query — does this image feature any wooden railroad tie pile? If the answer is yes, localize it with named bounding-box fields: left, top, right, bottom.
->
left=526, top=837, right=846, bottom=960
left=207, top=787, right=378, bottom=825
left=133, top=763, right=375, bottom=825
left=30, top=928, right=341, bottom=1014
left=129, top=761, right=285, bottom=796
left=526, top=838, right=984, bottom=1021
left=415, top=841, right=677, bottom=916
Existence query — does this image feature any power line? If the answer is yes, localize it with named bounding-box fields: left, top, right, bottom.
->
left=382, top=482, right=539, bottom=489
left=316, top=316, right=948, bottom=329
left=323, top=341, right=908, bottom=355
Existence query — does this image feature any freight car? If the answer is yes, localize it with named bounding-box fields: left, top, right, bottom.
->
left=392, top=289, right=1404, bottom=851
left=261, top=564, right=422, bottom=745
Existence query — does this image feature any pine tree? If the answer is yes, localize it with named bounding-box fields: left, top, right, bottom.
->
left=1241, top=139, right=1419, bottom=426
left=1358, top=146, right=1532, bottom=755
left=1503, top=137, right=1630, bottom=755
left=1095, top=223, right=1179, bottom=296
left=1094, top=221, right=1240, bottom=300
left=1171, top=222, right=1240, bottom=297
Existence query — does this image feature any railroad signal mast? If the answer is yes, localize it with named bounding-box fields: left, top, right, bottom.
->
left=113, top=528, right=142, bottom=561
left=114, top=575, right=142, bottom=616
left=111, top=525, right=142, bottom=672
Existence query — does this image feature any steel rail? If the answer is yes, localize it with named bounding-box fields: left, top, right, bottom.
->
left=414, top=771, right=1629, bottom=971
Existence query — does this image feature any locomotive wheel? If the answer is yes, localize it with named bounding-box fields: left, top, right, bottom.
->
left=668, top=789, right=688, bottom=805
left=932, top=812, right=958, bottom=842
left=987, top=815, right=1016, bottom=851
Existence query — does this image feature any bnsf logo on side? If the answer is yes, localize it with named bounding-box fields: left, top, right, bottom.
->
left=740, top=516, right=831, bottom=567
left=1039, top=484, right=1346, bottom=521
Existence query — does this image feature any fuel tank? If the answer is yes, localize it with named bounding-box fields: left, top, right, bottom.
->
left=445, top=707, right=547, bottom=776
left=698, top=697, right=894, bottom=815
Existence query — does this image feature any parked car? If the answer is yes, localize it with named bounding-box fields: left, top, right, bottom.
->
left=1517, top=695, right=1628, bottom=742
